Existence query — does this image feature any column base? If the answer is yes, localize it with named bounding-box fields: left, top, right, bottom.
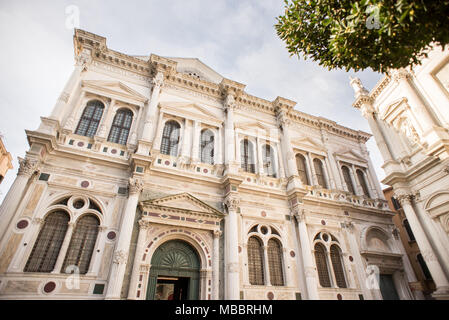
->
left=432, top=286, right=449, bottom=300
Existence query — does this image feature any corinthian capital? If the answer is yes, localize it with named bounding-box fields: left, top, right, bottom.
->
left=75, top=49, right=92, bottom=69
left=276, top=108, right=291, bottom=128
left=390, top=68, right=411, bottom=83
left=225, top=195, right=240, bottom=211
left=138, top=219, right=151, bottom=230
left=223, top=94, right=236, bottom=111
left=394, top=193, right=414, bottom=206
left=152, top=71, right=164, bottom=88
left=18, top=157, right=39, bottom=177
left=128, top=177, right=144, bottom=195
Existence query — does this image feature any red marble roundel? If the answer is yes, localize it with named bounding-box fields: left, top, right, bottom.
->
left=111, top=149, right=117, bottom=154
left=261, top=211, right=267, bottom=217
left=267, top=292, right=274, bottom=300
left=203, top=169, right=208, bottom=173
left=43, top=281, right=56, bottom=293
left=349, top=256, right=354, bottom=262
left=290, top=250, right=295, bottom=258
left=321, top=220, right=326, bottom=225
left=77, top=141, right=84, bottom=147
left=81, top=181, right=90, bottom=188
left=107, top=231, right=117, bottom=240
left=17, top=220, right=29, bottom=229
left=337, top=294, right=342, bottom=300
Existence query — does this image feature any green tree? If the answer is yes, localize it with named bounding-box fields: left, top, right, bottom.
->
left=275, top=0, right=449, bottom=72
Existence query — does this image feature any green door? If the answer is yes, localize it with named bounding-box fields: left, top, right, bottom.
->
left=379, top=274, right=400, bottom=300
left=146, top=240, right=200, bottom=300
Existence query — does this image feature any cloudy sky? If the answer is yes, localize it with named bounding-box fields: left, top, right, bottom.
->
left=0, top=0, right=385, bottom=201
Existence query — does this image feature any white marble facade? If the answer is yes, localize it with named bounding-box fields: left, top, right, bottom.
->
left=0, top=29, right=418, bottom=300
left=351, top=45, right=449, bottom=300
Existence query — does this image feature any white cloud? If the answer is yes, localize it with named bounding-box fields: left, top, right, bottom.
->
left=0, top=0, right=387, bottom=202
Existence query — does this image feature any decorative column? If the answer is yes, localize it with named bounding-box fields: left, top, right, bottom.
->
left=256, top=137, right=264, bottom=175
left=224, top=194, right=240, bottom=300
left=223, top=94, right=236, bottom=170
left=63, top=91, right=86, bottom=132
left=307, top=153, right=317, bottom=186
left=88, top=225, right=108, bottom=275
left=341, top=221, right=373, bottom=300
left=152, top=111, right=164, bottom=152
left=276, top=109, right=297, bottom=178
left=351, top=164, right=362, bottom=196
left=128, top=219, right=151, bottom=300
left=181, top=119, right=192, bottom=159
left=213, top=230, right=222, bottom=300
left=0, top=157, right=39, bottom=242
left=142, top=72, right=164, bottom=143
left=52, top=222, right=76, bottom=273
left=293, top=209, right=319, bottom=299
left=263, top=245, right=271, bottom=286
left=216, top=127, right=223, bottom=165
left=396, top=193, right=449, bottom=299
left=191, top=120, right=200, bottom=163
left=50, top=51, right=90, bottom=122
left=276, top=142, right=286, bottom=179
left=97, top=99, right=116, bottom=139
left=105, top=177, right=144, bottom=300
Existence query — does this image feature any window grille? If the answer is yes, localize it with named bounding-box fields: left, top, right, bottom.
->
left=247, top=236, right=264, bottom=285
left=62, top=215, right=100, bottom=274
left=313, top=158, right=327, bottom=188
left=75, top=100, right=104, bottom=138
left=200, top=129, right=214, bottom=164
left=24, top=211, right=70, bottom=273
left=330, top=245, right=347, bottom=288
left=314, top=243, right=331, bottom=287
left=160, top=121, right=180, bottom=156
left=262, top=145, right=276, bottom=177
left=296, top=154, right=310, bottom=185
left=342, top=166, right=355, bottom=194
left=356, top=169, right=370, bottom=197
left=107, top=109, right=133, bottom=145
left=240, top=139, right=255, bottom=173
left=267, top=239, right=284, bottom=286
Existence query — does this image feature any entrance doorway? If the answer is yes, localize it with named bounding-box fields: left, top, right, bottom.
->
left=146, top=240, right=200, bottom=300
left=379, top=274, right=400, bottom=300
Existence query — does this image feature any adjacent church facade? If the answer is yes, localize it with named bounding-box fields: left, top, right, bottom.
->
left=0, top=29, right=421, bottom=300
left=350, top=45, right=449, bottom=299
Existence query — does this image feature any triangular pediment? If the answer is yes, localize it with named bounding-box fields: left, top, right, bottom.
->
left=141, top=193, right=223, bottom=216
left=82, top=80, right=148, bottom=104
left=335, top=148, right=367, bottom=163
left=235, top=121, right=275, bottom=135
left=291, top=136, right=325, bottom=152
left=159, top=101, right=219, bottom=120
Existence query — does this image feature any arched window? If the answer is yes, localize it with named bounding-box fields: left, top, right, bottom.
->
left=107, top=108, right=133, bottom=145
left=314, top=243, right=331, bottom=287
left=263, top=145, right=276, bottom=178
left=330, top=245, right=347, bottom=288
left=267, top=238, right=284, bottom=286
left=356, top=169, right=370, bottom=197
left=160, top=120, right=181, bottom=156
left=417, top=254, right=432, bottom=280
left=342, top=166, right=355, bottom=194
left=241, top=139, right=255, bottom=173
left=247, top=236, right=264, bottom=285
left=200, top=129, right=214, bottom=164
left=403, top=219, right=415, bottom=241
left=24, top=211, right=70, bottom=273
left=313, top=158, right=327, bottom=188
left=62, top=214, right=100, bottom=274
left=75, top=100, right=105, bottom=137
left=296, top=154, right=310, bottom=185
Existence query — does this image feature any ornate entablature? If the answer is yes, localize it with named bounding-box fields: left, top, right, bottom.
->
left=139, top=193, right=224, bottom=231
left=73, top=29, right=372, bottom=146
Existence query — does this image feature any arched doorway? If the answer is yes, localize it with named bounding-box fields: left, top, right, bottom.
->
left=146, top=240, right=200, bottom=300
